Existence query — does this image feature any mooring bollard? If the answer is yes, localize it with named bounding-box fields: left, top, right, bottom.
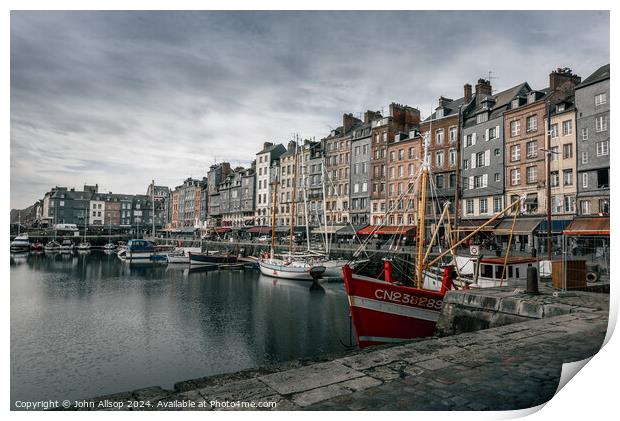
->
left=526, top=266, right=539, bottom=295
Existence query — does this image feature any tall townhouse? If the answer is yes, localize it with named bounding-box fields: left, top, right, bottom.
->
left=306, top=142, right=325, bottom=227
left=385, top=129, right=422, bottom=226
left=350, top=112, right=378, bottom=226
left=420, top=92, right=469, bottom=232
left=548, top=98, right=578, bottom=217
left=504, top=68, right=581, bottom=218
left=323, top=114, right=361, bottom=225
left=278, top=141, right=300, bottom=227
left=171, top=189, right=180, bottom=228
left=240, top=164, right=256, bottom=226
left=461, top=80, right=531, bottom=221
left=254, top=142, right=286, bottom=226
left=104, top=195, right=122, bottom=227
left=370, top=103, right=420, bottom=226
left=89, top=194, right=106, bottom=225
left=294, top=139, right=315, bottom=228
left=575, top=64, right=610, bottom=215
left=206, top=162, right=231, bottom=227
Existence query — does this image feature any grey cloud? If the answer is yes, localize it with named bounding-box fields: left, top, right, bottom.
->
left=10, top=10, right=609, bottom=208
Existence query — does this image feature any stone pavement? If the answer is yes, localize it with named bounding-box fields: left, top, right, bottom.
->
left=80, top=304, right=608, bottom=411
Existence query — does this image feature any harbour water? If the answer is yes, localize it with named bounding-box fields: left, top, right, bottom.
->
left=10, top=251, right=352, bottom=406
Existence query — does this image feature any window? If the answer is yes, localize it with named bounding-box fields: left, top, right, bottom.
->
left=564, top=196, right=575, bottom=213
left=474, top=175, right=482, bottom=188
left=600, top=199, right=609, bottom=214
left=362, top=182, right=368, bottom=192
left=596, top=141, right=609, bottom=156
left=353, top=183, right=359, bottom=193
left=595, top=93, right=607, bottom=107
left=550, top=146, right=559, bottom=161
left=552, top=196, right=562, bottom=213
left=398, top=149, right=404, bottom=160
left=477, top=113, right=488, bottom=124
left=526, top=166, right=537, bottom=183
left=449, top=127, right=457, bottom=142
left=466, top=199, right=474, bottom=215
left=597, top=169, right=609, bottom=188
left=408, top=163, right=414, bottom=175
left=563, top=143, right=573, bottom=159
left=581, top=151, right=589, bottom=164
left=562, top=120, right=572, bottom=136
left=494, top=197, right=502, bottom=212
left=449, top=149, right=456, bottom=166
left=436, top=174, right=444, bottom=189
left=494, top=173, right=500, bottom=182
left=582, top=173, right=588, bottom=188
left=563, top=169, right=573, bottom=186
left=510, top=120, right=520, bottom=137
left=494, top=148, right=500, bottom=157
left=550, top=123, right=558, bottom=138
left=449, top=173, right=456, bottom=188
left=526, top=141, right=538, bottom=158
left=479, top=198, right=488, bottom=214
left=463, top=159, right=469, bottom=170
left=488, top=127, right=497, bottom=140
left=557, top=104, right=565, bottom=113
left=550, top=171, right=559, bottom=187
left=465, top=134, right=473, bottom=147
left=436, top=129, right=444, bottom=145
left=511, top=144, right=521, bottom=161
left=476, top=152, right=485, bottom=167
left=526, top=115, right=537, bottom=132
left=581, top=128, right=588, bottom=141
left=595, top=115, right=608, bottom=132
left=435, top=151, right=444, bottom=167
left=59, top=201, right=64, bottom=207
left=580, top=200, right=591, bottom=215
left=511, top=169, right=520, bottom=186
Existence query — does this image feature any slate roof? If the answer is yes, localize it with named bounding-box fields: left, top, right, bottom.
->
left=576, top=64, right=610, bottom=89
left=424, top=96, right=467, bottom=122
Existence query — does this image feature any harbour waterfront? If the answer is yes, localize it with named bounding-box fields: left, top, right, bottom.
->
left=10, top=251, right=353, bottom=407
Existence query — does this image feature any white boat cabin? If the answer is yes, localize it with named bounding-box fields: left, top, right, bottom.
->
left=473, top=257, right=537, bottom=287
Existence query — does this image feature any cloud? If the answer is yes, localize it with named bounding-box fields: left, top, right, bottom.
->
left=10, top=10, right=609, bottom=208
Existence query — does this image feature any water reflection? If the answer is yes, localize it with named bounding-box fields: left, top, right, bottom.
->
left=11, top=251, right=353, bottom=405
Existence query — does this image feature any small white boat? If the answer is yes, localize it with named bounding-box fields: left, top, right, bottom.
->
left=10, top=234, right=30, bottom=253
left=166, top=251, right=189, bottom=264
left=77, top=242, right=91, bottom=251
left=258, top=258, right=321, bottom=281
left=59, top=239, right=74, bottom=252
left=103, top=243, right=117, bottom=251
left=44, top=240, right=61, bottom=251
left=117, top=239, right=155, bottom=261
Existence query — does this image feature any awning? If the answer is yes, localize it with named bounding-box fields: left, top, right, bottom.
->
left=456, top=219, right=500, bottom=232
left=247, top=226, right=271, bottom=234
left=311, top=225, right=344, bottom=235
left=213, top=227, right=232, bottom=234
left=357, top=225, right=416, bottom=235
left=564, top=217, right=609, bottom=236
left=537, top=219, right=572, bottom=234
left=335, top=225, right=367, bottom=235
left=493, top=218, right=543, bottom=235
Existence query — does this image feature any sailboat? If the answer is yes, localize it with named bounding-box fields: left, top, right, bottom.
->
left=10, top=212, right=30, bottom=253
left=342, top=131, right=526, bottom=348
left=77, top=213, right=91, bottom=251
left=103, top=214, right=116, bottom=251
left=258, top=144, right=325, bottom=281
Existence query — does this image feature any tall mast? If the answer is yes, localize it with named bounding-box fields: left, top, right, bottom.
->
left=288, top=139, right=299, bottom=254
left=416, top=131, right=431, bottom=289
left=17, top=211, right=21, bottom=236
left=270, top=173, right=278, bottom=259
left=320, top=157, right=329, bottom=255
left=300, top=143, right=311, bottom=251
left=152, top=179, right=156, bottom=240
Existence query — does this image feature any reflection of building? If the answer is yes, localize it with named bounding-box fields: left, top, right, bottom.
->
left=575, top=64, right=610, bottom=216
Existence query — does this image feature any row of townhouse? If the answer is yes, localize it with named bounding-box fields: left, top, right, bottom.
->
left=39, top=183, right=167, bottom=233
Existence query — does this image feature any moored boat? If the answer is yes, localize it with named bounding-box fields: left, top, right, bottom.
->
left=30, top=242, right=43, bottom=251
left=10, top=234, right=30, bottom=253
left=77, top=242, right=91, bottom=251
left=118, top=239, right=155, bottom=261
left=189, top=251, right=237, bottom=266
left=59, top=239, right=75, bottom=252
left=103, top=242, right=117, bottom=251
left=258, top=257, right=317, bottom=280
left=44, top=240, right=61, bottom=251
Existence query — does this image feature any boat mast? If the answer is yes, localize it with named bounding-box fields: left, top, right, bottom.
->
left=17, top=211, right=21, bottom=236
left=300, top=142, right=311, bottom=251
left=321, top=157, right=329, bottom=255
left=270, top=173, right=278, bottom=259
left=288, top=138, right=299, bottom=254
left=416, top=131, right=431, bottom=288
left=152, top=179, right=156, bottom=240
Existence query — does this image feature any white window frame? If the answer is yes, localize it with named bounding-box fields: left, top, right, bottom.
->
left=596, top=141, right=609, bottom=157
left=594, top=93, right=607, bottom=107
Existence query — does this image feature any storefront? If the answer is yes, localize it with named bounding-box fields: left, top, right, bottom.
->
left=493, top=217, right=543, bottom=253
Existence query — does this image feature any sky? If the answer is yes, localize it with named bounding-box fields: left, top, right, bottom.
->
left=10, top=10, right=609, bottom=209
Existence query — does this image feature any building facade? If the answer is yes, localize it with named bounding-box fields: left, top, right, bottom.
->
left=254, top=142, right=286, bottom=226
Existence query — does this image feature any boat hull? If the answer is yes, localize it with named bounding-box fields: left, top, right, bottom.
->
left=189, top=253, right=237, bottom=266
left=343, top=265, right=448, bottom=348
left=258, top=260, right=314, bottom=280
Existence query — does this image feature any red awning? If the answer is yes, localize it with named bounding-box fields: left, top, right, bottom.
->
left=213, top=227, right=232, bottom=234
left=564, top=217, right=609, bottom=236
left=247, top=226, right=271, bottom=234
left=357, top=225, right=416, bottom=235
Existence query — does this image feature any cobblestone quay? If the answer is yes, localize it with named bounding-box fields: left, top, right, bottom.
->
left=77, top=292, right=608, bottom=411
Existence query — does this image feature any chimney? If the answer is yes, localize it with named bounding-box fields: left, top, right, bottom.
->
left=263, top=141, right=273, bottom=150
left=549, top=67, right=581, bottom=94
left=343, top=113, right=355, bottom=132
left=475, top=79, right=492, bottom=100
left=287, top=140, right=296, bottom=152
left=464, top=83, right=472, bottom=103
left=364, top=110, right=381, bottom=124
left=438, top=96, right=453, bottom=108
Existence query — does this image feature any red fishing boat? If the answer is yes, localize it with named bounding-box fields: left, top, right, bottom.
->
left=343, top=131, right=523, bottom=348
